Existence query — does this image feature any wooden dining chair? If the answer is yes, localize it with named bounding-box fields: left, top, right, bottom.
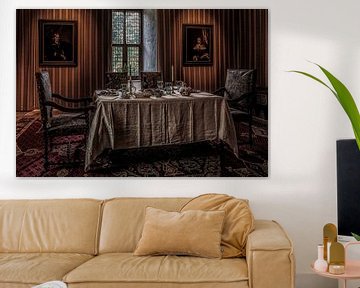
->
left=140, top=72, right=162, bottom=89
left=214, top=69, right=257, bottom=144
left=35, top=71, right=94, bottom=169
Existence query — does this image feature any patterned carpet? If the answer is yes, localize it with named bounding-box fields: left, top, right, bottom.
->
left=16, top=111, right=268, bottom=177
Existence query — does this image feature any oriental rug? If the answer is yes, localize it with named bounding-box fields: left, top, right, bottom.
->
left=16, top=111, right=268, bottom=177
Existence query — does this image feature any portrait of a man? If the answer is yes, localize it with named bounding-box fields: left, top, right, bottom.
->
left=39, top=20, right=77, bottom=66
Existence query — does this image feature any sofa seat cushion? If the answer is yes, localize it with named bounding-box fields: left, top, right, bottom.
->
left=0, top=253, right=93, bottom=285
left=64, top=253, right=248, bottom=286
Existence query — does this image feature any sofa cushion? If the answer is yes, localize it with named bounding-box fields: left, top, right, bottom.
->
left=0, top=253, right=93, bottom=285
left=63, top=253, right=248, bottom=285
left=181, top=194, right=254, bottom=258
left=99, top=198, right=190, bottom=253
left=134, top=207, right=225, bottom=258
left=0, top=199, right=103, bottom=254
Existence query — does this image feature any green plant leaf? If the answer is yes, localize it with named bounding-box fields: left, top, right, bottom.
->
left=289, top=64, right=360, bottom=150
left=315, top=64, right=360, bottom=149
left=288, top=70, right=337, bottom=98
left=351, top=232, right=360, bottom=241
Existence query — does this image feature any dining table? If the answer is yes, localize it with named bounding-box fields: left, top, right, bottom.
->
left=85, top=90, right=238, bottom=171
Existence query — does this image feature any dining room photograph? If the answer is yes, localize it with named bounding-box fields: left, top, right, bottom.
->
left=16, top=9, right=268, bottom=177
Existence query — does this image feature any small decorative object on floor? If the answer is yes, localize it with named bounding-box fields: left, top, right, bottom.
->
left=32, top=281, right=67, bottom=288
left=314, top=244, right=328, bottom=272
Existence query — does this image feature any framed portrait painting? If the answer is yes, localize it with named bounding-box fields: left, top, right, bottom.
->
left=39, top=20, right=77, bottom=66
left=183, top=24, right=213, bottom=66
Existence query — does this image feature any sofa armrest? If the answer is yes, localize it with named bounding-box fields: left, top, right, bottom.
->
left=246, top=220, right=295, bottom=288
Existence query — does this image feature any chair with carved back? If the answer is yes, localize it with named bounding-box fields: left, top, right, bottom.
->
left=140, top=72, right=162, bottom=90
left=214, top=69, right=257, bottom=144
left=35, top=71, right=94, bottom=169
left=105, top=72, right=128, bottom=89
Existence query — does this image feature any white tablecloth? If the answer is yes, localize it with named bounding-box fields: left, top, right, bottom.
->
left=85, top=92, right=238, bottom=171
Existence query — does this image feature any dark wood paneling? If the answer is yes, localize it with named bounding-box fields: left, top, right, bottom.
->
left=157, top=9, right=268, bottom=92
left=16, top=9, right=110, bottom=111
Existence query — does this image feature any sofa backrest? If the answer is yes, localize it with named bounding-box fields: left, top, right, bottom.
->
left=99, top=197, right=190, bottom=253
left=0, top=199, right=102, bottom=255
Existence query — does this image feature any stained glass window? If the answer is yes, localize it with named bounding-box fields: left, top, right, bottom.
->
left=111, top=10, right=142, bottom=78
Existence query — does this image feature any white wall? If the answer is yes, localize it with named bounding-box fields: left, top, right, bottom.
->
left=1, top=0, right=360, bottom=287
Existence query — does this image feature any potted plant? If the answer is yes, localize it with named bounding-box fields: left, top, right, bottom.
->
left=290, top=63, right=360, bottom=240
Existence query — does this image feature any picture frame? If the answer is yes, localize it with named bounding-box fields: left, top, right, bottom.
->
left=39, top=20, right=77, bottom=66
left=183, top=24, right=213, bottom=66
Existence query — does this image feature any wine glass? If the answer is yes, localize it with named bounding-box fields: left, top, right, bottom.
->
left=164, top=82, right=172, bottom=95
left=157, top=80, right=164, bottom=90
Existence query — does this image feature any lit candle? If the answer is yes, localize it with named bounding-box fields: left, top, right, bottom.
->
left=171, top=65, right=174, bottom=83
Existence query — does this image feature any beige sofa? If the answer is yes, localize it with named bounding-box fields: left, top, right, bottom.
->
left=0, top=198, right=295, bottom=288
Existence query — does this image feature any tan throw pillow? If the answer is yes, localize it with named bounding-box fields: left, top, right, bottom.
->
left=181, top=193, right=254, bottom=258
left=134, top=207, right=225, bottom=258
